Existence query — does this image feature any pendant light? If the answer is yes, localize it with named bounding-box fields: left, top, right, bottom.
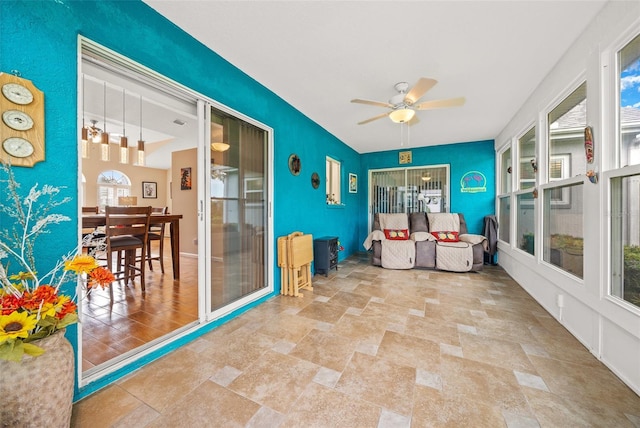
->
left=119, top=88, right=129, bottom=164
left=137, top=95, right=145, bottom=166
left=100, top=82, right=110, bottom=161
left=80, top=74, right=89, bottom=158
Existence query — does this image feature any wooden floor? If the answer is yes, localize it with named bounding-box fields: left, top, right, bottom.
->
left=81, top=239, right=198, bottom=371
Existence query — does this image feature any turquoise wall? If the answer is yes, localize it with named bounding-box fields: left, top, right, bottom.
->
left=359, top=140, right=496, bottom=245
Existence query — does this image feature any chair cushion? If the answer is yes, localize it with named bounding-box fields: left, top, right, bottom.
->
left=109, top=235, right=143, bottom=248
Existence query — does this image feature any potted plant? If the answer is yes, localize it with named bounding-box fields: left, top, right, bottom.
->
left=0, top=163, right=113, bottom=426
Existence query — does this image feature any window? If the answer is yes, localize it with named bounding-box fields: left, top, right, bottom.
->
left=608, top=33, right=640, bottom=309
left=370, top=166, right=449, bottom=213
left=619, top=33, right=640, bottom=168
left=500, top=147, right=512, bottom=194
left=326, top=156, right=341, bottom=204
left=97, top=170, right=131, bottom=210
left=516, top=192, right=535, bottom=255
left=611, top=173, right=640, bottom=308
left=498, top=195, right=511, bottom=243
left=543, top=182, right=584, bottom=278
left=518, top=127, right=536, bottom=190
left=548, top=82, right=587, bottom=180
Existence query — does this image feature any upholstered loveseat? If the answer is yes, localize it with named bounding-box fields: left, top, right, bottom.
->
left=363, top=212, right=487, bottom=272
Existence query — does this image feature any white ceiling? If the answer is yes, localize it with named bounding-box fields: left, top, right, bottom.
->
left=142, top=0, right=608, bottom=154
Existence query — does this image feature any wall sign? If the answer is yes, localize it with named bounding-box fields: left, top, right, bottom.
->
left=460, top=171, right=487, bottom=193
left=398, top=150, right=412, bottom=164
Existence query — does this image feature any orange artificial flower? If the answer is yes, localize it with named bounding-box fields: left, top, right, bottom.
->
left=56, top=298, right=77, bottom=320
left=88, top=267, right=115, bottom=289
left=0, top=294, right=24, bottom=315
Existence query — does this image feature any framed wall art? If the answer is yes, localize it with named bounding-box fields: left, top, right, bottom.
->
left=181, top=167, right=192, bottom=190
left=349, top=173, right=357, bottom=193
left=142, top=181, right=157, bottom=198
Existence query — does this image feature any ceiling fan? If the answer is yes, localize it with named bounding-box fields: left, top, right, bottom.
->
left=351, top=77, right=465, bottom=125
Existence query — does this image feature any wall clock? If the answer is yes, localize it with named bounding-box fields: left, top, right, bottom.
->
left=0, top=72, right=45, bottom=167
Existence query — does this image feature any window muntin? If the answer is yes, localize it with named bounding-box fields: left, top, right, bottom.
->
left=543, top=182, right=584, bottom=278
left=97, top=170, right=131, bottom=210
left=516, top=192, right=535, bottom=256
left=548, top=83, right=587, bottom=181
left=326, top=156, right=341, bottom=204
left=619, top=33, right=640, bottom=168
left=518, top=127, right=536, bottom=190
left=610, top=172, right=640, bottom=309
left=498, top=195, right=510, bottom=243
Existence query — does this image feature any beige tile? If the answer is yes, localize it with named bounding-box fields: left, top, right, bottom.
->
left=255, top=312, right=318, bottom=343
left=330, top=312, right=388, bottom=347
left=71, top=385, right=143, bottom=428
left=118, top=347, right=225, bottom=412
left=146, top=381, right=260, bottom=427
left=295, top=300, right=348, bottom=324
left=228, top=350, right=319, bottom=414
left=289, top=329, right=356, bottom=372
left=376, top=330, right=441, bottom=372
left=439, top=355, right=531, bottom=414
left=528, top=354, right=640, bottom=414
left=412, top=385, right=507, bottom=427
left=336, top=352, right=416, bottom=416
left=459, top=332, right=536, bottom=372
left=281, top=382, right=380, bottom=428
left=198, top=327, right=280, bottom=370
left=328, top=290, right=372, bottom=309
left=405, top=314, right=461, bottom=346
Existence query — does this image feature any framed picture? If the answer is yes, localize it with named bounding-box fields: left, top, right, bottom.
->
left=349, top=173, right=357, bottom=193
left=180, top=167, right=192, bottom=190
left=142, top=181, right=157, bottom=199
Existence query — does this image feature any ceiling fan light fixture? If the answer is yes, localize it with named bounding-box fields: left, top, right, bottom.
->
left=211, top=142, right=230, bottom=152
left=389, top=108, right=415, bottom=123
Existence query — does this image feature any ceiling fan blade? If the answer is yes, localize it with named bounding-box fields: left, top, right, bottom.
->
left=357, top=112, right=390, bottom=125
left=405, top=78, right=438, bottom=104
left=351, top=98, right=393, bottom=109
left=414, top=97, right=466, bottom=110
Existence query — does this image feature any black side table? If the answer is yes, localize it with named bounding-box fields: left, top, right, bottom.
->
left=314, top=236, right=338, bottom=276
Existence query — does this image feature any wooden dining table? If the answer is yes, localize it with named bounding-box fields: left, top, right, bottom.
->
left=82, top=213, right=183, bottom=279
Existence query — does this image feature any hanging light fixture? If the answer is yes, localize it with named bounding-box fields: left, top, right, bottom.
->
left=119, top=88, right=129, bottom=164
left=81, top=74, right=89, bottom=158
left=100, top=82, right=110, bottom=161
left=137, top=95, right=145, bottom=166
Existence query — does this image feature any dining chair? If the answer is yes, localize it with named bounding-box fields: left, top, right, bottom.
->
left=105, top=205, right=152, bottom=298
left=147, top=206, right=168, bottom=273
left=81, top=206, right=105, bottom=255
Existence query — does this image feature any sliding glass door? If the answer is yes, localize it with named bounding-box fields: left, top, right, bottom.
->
left=209, top=107, right=268, bottom=311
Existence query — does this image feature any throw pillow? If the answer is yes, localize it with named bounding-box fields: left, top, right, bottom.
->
left=384, top=229, right=410, bottom=240
left=431, top=231, right=460, bottom=242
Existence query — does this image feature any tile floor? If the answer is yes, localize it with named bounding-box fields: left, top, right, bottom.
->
left=71, top=253, right=640, bottom=427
